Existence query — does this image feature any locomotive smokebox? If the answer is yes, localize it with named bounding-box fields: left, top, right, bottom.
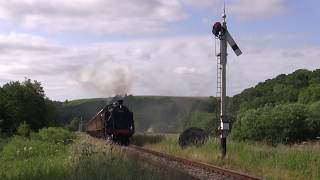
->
left=118, top=99, right=123, bottom=105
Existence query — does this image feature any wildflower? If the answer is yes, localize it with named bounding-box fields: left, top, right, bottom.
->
left=24, top=146, right=27, bottom=151
left=29, top=147, right=32, bottom=151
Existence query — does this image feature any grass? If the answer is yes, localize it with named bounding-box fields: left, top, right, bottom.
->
left=0, top=128, right=75, bottom=180
left=132, top=135, right=320, bottom=180
left=0, top=129, right=191, bottom=180
left=66, top=98, right=108, bottom=106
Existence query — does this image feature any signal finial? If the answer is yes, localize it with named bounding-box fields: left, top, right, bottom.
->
left=222, top=1, right=226, bottom=22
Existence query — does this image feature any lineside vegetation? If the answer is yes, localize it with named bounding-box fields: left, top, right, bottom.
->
left=0, top=129, right=191, bottom=180
left=133, top=135, right=320, bottom=180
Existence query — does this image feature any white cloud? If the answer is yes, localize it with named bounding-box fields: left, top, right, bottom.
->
left=0, top=32, right=319, bottom=101
left=174, top=67, right=199, bottom=74
left=0, top=0, right=290, bottom=35
left=0, top=0, right=186, bottom=33
left=229, top=0, right=287, bottom=19
left=183, top=0, right=220, bottom=8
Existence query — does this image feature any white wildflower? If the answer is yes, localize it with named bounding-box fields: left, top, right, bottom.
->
left=24, top=146, right=27, bottom=151
left=29, top=147, right=32, bottom=151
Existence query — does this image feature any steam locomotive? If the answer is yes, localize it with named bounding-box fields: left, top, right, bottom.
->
left=86, top=100, right=134, bottom=145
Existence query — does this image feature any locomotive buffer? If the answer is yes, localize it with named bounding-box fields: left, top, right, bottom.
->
left=212, top=6, right=242, bottom=158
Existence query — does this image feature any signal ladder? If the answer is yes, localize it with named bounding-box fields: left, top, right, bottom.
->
left=215, top=38, right=222, bottom=133
left=216, top=53, right=222, bottom=100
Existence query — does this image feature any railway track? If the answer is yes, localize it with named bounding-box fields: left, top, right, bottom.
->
left=125, top=144, right=262, bottom=180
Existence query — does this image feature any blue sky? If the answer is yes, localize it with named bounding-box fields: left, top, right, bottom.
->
left=0, top=0, right=319, bottom=100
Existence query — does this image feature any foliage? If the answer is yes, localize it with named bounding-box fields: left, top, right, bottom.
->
left=0, top=79, right=60, bottom=135
left=137, top=135, right=320, bottom=180
left=298, top=85, right=320, bottom=104
left=231, top=104, right=311, bottom=144
left=0, top=132, right=191, bottom=180
left=183, top=111, right=217, bottom=135
left=0, top=127, right=74, bottom=180
left=67, top=117, right=80, bottom=131
left=305, top=101, right=320, bottom=137
left=36, top=127, right=76, bottom=144
left=230, top=69, right=319, bottom=114
left=230, top=69, right=320, bottom=143
left=17, top=121, right=31, bottom=138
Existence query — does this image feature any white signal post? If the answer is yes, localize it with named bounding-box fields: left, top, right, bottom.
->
left=213, top=7, right=242, bottom=158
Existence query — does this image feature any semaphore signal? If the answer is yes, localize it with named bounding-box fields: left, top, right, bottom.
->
left=212, top=4, right=242, bottom=158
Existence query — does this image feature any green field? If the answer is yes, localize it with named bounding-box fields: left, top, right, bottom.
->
left=0, top=129, right=191, bottom=180
left=133, top=135, right=320, bottom=180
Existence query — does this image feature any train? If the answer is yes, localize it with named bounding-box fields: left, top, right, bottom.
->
left=86, top=99, right=134, bottom=145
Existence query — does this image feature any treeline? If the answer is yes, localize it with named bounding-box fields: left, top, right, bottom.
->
left=230, top=69, right=320, bottom=144
left=0, top=79, right=61, bottom=136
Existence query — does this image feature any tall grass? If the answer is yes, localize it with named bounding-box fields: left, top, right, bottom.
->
left=135, top=135, right=320, bottom=180
left=0, top=130, right=192, bottom=180
left=0, top=128, right=75, bottom=180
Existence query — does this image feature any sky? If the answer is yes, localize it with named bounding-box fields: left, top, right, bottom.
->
left=0, top=0, right=319, bottom=101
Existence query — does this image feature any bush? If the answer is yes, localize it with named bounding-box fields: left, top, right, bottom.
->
left=37, top=127, right=75, bottom=144
left=1, top=136, right=65, bottom=161
left=231, top=104, right=310, bottom=144
left=67, top=117, right=80, bottom=131
left=17, top=121, right=31, bottom=137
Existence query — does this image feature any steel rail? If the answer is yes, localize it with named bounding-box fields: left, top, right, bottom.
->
left=128, top=145, right=262, bottom=180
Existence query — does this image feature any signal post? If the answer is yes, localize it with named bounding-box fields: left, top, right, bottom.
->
left=212, top=9, right=242, bottom=158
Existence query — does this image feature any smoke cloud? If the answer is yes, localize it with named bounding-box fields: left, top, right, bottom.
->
left=75, top=62, right=133, bottom=97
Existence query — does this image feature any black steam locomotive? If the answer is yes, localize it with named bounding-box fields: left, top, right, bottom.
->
left=86, top=100, right=134, bottom=145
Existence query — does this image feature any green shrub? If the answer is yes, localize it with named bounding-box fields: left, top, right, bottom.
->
left=67, top=117, right=80, bottom=131
left=37, top=127, right=75, bottom=144
left=1, top=136, right=65, bottom=161
left=231, top=104, right=310, bottom=144
left=17, top=121, right=31, bottom=137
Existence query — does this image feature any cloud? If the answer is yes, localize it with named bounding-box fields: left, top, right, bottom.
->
left=174, top=66, right=200, bottom=74
left=183, top=0, right=220, bottom=8
left=0, top=0, right=186, bottom=34
left=229, top=0, right=287, bottom=19
left=0, top=32, right=319, bottom=101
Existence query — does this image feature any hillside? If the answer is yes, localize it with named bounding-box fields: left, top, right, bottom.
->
left=61, top=68, right=320, bottom=143
left=61, top=96, right=218, bottom=133
left=230, top=69, right=320, bottom=114
left=230, top=69, right=320, bottom=143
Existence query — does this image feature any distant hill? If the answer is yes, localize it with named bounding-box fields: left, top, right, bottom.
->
left=60, top=96, right=218, bottom=133
left=60, top=68, right=320, bottom=143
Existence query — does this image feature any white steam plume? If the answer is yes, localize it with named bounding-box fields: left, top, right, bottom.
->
left=76, top=62, right=133, bottom=97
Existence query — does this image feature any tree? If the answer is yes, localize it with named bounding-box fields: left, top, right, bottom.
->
left=298, top=85, right=320, bottom=104
left=0, top=79, right=60, bottom=135
left=306, top=101, right=320, bottom=137
left=17, top=121, right=31, bottom=137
